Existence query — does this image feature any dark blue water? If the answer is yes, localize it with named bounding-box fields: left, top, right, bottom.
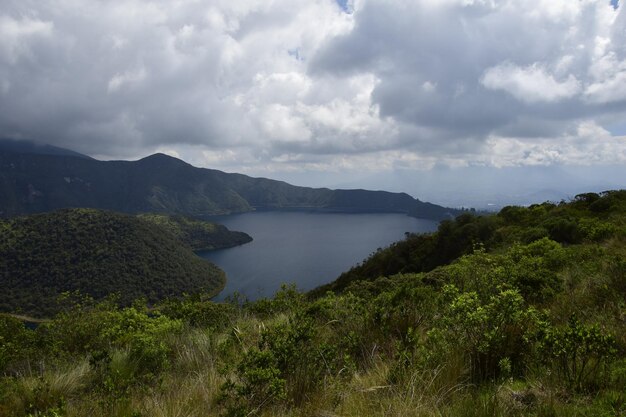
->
left=198, top=212, right=438, bottom=300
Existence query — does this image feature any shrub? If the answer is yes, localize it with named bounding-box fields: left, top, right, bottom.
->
left=537, top=315, right=617, bottom=391
left=542, top=217, right=581, bottom=244
left=158, top=297, right=236, bottom=330
left=219, top=349, right=286, bottom=416
left=578, top=218, right=616, bottom=242
left=439, top=285, right=538, bottom=382
left=506, top=238, right=565, bottom=302
left=0, top=315, right=36, bottom=373
left=98, top=307, right=182, bottom=378
left=520, top=226, right=549, bottom=244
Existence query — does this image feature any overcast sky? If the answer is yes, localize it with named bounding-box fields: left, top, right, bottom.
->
left=1, top=0, right=626, bottom=206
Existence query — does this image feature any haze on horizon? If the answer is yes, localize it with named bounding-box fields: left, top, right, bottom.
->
left=1, top=0, right=626, bottom=208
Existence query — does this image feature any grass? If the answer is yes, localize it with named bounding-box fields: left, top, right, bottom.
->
left=1, top=308, right=623, bottom=417
left=2, top=192, right=626, bottom=417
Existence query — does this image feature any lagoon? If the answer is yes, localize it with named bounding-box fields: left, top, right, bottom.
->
left=199, top=211, right=438, bottom=300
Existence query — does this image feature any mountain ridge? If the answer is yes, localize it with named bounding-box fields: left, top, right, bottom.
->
left=0, top=143, right=461, bottom=220
left=0, top=138, right=93, bottom=159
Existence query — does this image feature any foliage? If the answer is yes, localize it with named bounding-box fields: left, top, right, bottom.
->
left=0, top=189, right=625, bottom=416
left=137, top=213, right=252, bottom=251
left=438, top=285, right=538, bottom=381
left=313, top=213, right=501, bottom=295
left=315, top=190, right=626, bottom=295
left=0, top=209, right=227, bottom=317
left=220, top=349, right=287, bottom=416
left=157, top=295, right=237, bottom=330
left=0, top=315, right=36, bottom=374
left=537, top=315, right=617, bottom=391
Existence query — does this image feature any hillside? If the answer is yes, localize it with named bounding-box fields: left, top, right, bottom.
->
left=0, top=209, right=232, bottom=317
left=314, top=190, right=626, bottom=295
left=137, top=213, right=252, bottom=251
left=1, top=190, right=625, bottom=417
left=0, top=146, right=460, bottom=220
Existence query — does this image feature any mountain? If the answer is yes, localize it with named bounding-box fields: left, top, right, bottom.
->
left=0, top=138, right=93, bottom=159
left=0, top=208, right=237, bottom=317
left=0, top=144, right=460, bottom=220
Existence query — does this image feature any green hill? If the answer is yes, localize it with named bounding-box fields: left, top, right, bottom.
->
left=137, top=213, right=252, bottom=251
left=0, top=209, right=236, bottom=317
left=313, top=190, right=626, bottom=296
left=0, top=147, right=460, bottom=220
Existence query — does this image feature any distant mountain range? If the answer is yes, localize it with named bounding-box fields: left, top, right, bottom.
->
left=0, top=140, right=460, bottom=220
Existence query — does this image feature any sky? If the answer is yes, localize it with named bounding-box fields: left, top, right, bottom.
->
left=1, top=0, right=626, bottom=208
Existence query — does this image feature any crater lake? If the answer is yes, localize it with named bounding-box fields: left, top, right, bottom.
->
left=199, top=211, right=439, bottom=300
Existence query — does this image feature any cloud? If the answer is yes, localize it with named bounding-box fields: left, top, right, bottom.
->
left=585, top=70, right=626, bottom=103
left=0, top=15, right=53, bottom=64
left=481, top=63, right=581, bottom=103
left=107, top=67, right=147, bottom=93
left=0, top=0, right=625, bottom=186
left=309, top=0, right=626, bottom=164
left=482, top=122, right=626, bottom=168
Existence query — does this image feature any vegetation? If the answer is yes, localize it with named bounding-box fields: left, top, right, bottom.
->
left=0, top=209, right=230, bottom=317
left=0, top=148, right=459, bottom=220
left=1, top=190, right=625, bottom=416
left=137, top=213, right=251, bottom=251
left=315, top=190, right=624, bottom=295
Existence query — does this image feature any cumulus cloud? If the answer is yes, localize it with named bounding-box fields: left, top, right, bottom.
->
left=481, top=63, right=581, bottom=103
left=482, top=122, right=626, bottom=168
left=309, top=0, right=626, bottom=169
left=0, top=0, right=625, bottom=186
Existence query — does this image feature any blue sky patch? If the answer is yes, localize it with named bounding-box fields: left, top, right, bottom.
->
left=607, top=121, right=626, bottom=136
left=288, top=48, right=304, bottom=61
left=611, top=0, right=619, bottom=9
left=335, top=0, right=351, bottom=13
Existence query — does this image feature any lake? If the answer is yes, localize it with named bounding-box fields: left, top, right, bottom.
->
left=199, top=211, right=439, bottom=300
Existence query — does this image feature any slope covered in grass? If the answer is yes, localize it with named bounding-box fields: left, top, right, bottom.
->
left=1, top=191, right=625, bottom=417
left=0, top=209, right=228, bottom=317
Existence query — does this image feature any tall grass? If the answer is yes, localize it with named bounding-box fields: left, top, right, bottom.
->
left=4, top=359, right=90, bottom=416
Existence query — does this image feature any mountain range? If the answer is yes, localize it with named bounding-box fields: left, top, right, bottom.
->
left=0, top=140, right=460, bottom=220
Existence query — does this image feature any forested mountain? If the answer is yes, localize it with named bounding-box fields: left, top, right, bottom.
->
left=0, top=145, right=459, bottom=220
left=0, top=209, right=245, bottom=317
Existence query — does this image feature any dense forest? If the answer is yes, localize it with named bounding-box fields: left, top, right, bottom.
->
left=136, top=213, right=252, bottom=251
left=0, top=209, right=250, bottom=317
left=1, top=190, right=625, bottom=416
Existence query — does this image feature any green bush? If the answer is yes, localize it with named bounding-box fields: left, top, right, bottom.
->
left=537, top=315, right=617, bottom=391
left=158, top=297, right=236, bottom=330
left=219, top=349, right=286, bottom=416
left=0, top=316, right=36, bottom=373
left=542, top=217, right=581, bottom=244
left=439, top=285, right=538, bottom=381
left=578, top=218, right=616, bottom=242
left=506, top=238, right=565, bottom=302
